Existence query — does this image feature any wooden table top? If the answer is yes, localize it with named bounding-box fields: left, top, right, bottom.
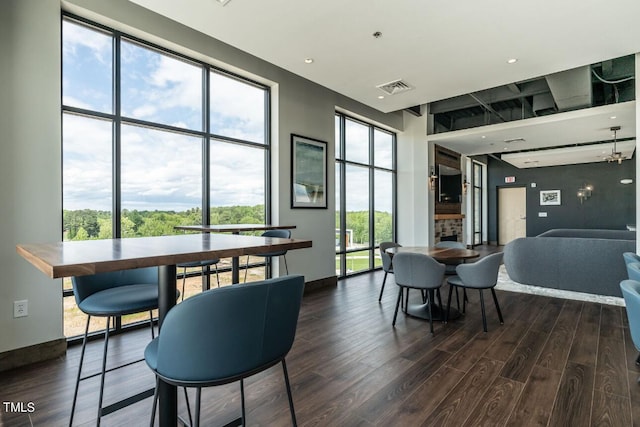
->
left=16, top=233, right=312, bottom=279
left=174, top=224, right=296, bottom=233
left=385, top=246, right=480, bottom=261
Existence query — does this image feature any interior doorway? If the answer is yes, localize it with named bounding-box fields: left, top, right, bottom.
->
left=498, top=186, right=527, bottom=245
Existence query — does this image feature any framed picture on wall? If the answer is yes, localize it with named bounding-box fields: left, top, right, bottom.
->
left=291, top=134, right=327, bottom=209
left=540, top=189, right=561, bottom=206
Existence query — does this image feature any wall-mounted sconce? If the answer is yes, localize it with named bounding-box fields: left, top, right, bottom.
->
left=462, top=175, right=469, bottom=196
left=577, top=184, right=593, bottom=203
left=429, top=167, right=437, bottom=191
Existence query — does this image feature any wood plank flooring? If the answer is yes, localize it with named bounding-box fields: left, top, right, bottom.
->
left=1, top=268, right=639, bottom=426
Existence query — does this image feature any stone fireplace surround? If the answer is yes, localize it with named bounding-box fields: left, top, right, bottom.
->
left=434, top=214, right=464, bottom=244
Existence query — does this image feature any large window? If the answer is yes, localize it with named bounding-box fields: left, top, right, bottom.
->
left=62, top=15, right=269, bottom=338
left=335, top=114, right=396, bottom=277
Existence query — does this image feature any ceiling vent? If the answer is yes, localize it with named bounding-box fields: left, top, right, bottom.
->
left=504, top=137, right=526, bottom=143
left=376, top=79, right=413, bottom=95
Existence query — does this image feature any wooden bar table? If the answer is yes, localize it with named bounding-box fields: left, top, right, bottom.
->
left=174, top=224, right=297, bottom=284
left=16, top=233, right=311, bottom=427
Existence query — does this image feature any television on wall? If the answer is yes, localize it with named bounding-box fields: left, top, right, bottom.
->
left=438, top=164, right=462, bottom=203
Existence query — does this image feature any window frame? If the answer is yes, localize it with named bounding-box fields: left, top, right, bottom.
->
left=335, top=113, right=396, bottom=278
left=61, top=13, right=271, bottom=340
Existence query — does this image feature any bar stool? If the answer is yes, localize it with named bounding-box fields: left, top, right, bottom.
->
left=69, top=267, right=177, bottom=426
left=244, top=229, right=291, bottom=282
left=177, top=259, right=220, bottom=301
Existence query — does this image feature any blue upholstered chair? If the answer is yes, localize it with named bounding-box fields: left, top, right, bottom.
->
left=145, top=275, right=305, bottom=426
left=245, top=229, right=291, bottom=282
left=627, top=262, right=640, bottom=282
left=392, top=252, right=445, bottom=334
left=378, top=242, right=401, bottom=303
left=177, top=258, right=220, bottom=301
left=623, top=252, right=640, bottom=267
left=447, top=252, right=504, bottom=332
left=620, top=279, right=640, bottom=377
left=70, top=267, right=170, bottom=426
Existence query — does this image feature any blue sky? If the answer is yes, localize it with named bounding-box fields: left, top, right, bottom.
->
left=62, top=19, right=392, bottom=214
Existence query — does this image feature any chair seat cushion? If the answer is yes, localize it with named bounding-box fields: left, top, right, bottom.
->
left=447, top=275, right=492, bottom=289
left=145, top=337, right=159, bottom=372
left=78, top=283, right=167, bottom=316
left=177, top=259, right=220, bottom=268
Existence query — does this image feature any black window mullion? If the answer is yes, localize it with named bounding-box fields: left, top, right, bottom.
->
left=203, top=67, right=211, bottom=226
left=113, top=32, right=122, bottom=239
left=368, top=127, right=375, bottom=270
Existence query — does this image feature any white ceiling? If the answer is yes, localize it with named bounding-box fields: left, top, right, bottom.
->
left=129, top=0, right=640, bottom=165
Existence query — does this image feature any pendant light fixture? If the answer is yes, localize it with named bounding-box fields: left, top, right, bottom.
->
left=604, top=126, right=626, bottom=164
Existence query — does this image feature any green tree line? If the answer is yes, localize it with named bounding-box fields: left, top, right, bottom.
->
left=64, top=206, right=392, bottom=243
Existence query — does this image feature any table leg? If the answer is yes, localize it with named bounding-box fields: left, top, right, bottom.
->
left=157, top=265, right=177, bottom=426
left=231, top=231, right=240, bottom=284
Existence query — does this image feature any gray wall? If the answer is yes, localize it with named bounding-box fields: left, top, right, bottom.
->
left=0, top=0, right=63, bottom=353
left=0, top=0, right=407, bottom=354
left=488, top=156, right=636, bottom=240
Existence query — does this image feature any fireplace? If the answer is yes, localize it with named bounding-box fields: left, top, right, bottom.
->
left=434, top=214, right=464, bottom=244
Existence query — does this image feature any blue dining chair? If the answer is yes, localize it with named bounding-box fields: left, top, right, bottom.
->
left=447, top=252, right=504, bottom=332
left=392, top=252, right=445, bottom=334
left=245, top=229, right=291, bottom=282
left=145, top=274, right=305, bottom=427
left=70, top=267, right=176, bottom=426
left=623, top=252, right=640, bottom=267
left=620, top=279, right=640, bottom=376
left=628, top=262, right=640, bottom=282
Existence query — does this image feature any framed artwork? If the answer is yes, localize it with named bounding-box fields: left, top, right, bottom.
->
left=540, top=189, right=561, bottom=206
left=291, top=134, right=327, bottom=209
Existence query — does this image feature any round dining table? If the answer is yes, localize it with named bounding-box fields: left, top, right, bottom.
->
left=384, top=245, right=480, bottom=322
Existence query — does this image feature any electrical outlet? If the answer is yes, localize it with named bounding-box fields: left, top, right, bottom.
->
left=14, top=300, right=28, bottom=318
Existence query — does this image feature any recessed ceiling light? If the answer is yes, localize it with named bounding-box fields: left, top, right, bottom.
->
left=481, top=135, right=486, bottom=139
left=377, top=95, right=385, bottom=99
left=610, top=116, right=617, bottom=119
left=507, top=58, right=518, bottom=64
left=621, top=179, right=634, bottom=184
left=304, top=58, right=314, bottom=64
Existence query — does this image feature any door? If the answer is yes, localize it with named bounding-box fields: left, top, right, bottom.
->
left=498, top=187, right=526, bottom=245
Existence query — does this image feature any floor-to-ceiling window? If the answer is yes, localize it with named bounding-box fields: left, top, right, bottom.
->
left=62, top=15, right=269, bottom=338
left=335, top=114, right=396, bottom=277
left=472, top=161, right=484, bottom=245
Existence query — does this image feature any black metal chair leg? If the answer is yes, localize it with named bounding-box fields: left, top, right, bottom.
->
left=150, top=377, right=159, bottom=427
left=392, top=287, right=403, bottom=326
left=455, top=287, right=460, bottom=311
left=194, top=387, right=201, bottom=427
left=378, top=272, right=388, bottom=302
left=491, top=288, right=504, bottom=324
left=436, top=289, right=444, bottom=323
left=479, top=290, right=488, bottom=332
left=427, top=290, right=434, bottom=334
left=240, top=379, right=246, bottom=426
left=184, top=387, right=193, bottom=427
left=282, top=359, right=298, bottom=427
left=70, top=316, right=91, bottom=427
left=96, top=316, right=111, bottom=426
left=283, top=255, right=289, bottom=275
left=446, top=284, right=454, bottom=322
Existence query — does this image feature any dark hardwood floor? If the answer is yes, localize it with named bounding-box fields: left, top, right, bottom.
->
left=2, top=264, right=639, bottom=426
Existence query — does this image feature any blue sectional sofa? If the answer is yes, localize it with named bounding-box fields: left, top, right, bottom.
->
left=503, top=229, right=636, bottom=297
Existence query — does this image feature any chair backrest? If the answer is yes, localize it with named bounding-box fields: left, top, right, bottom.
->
left=379, top=242, right=401, bottom=272
left=392, top=252, right=445, bottom=290
left=628, top=262, right=640, bottom=282
left=154, top=275, right=305, bottom=383
left=624, top=252, right=640, bottom=266
left=620, top=280, right=640, bottom=351
left=258, top=229, right=292, bottom=257
left=71, top=267, right=158, bottom=305
left=435, top=241, right=465, bottom=249
left=455, top=252, right=504, bottom=287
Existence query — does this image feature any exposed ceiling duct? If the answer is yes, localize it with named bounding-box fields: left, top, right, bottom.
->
left=544, top=66, right=592, bottom=111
